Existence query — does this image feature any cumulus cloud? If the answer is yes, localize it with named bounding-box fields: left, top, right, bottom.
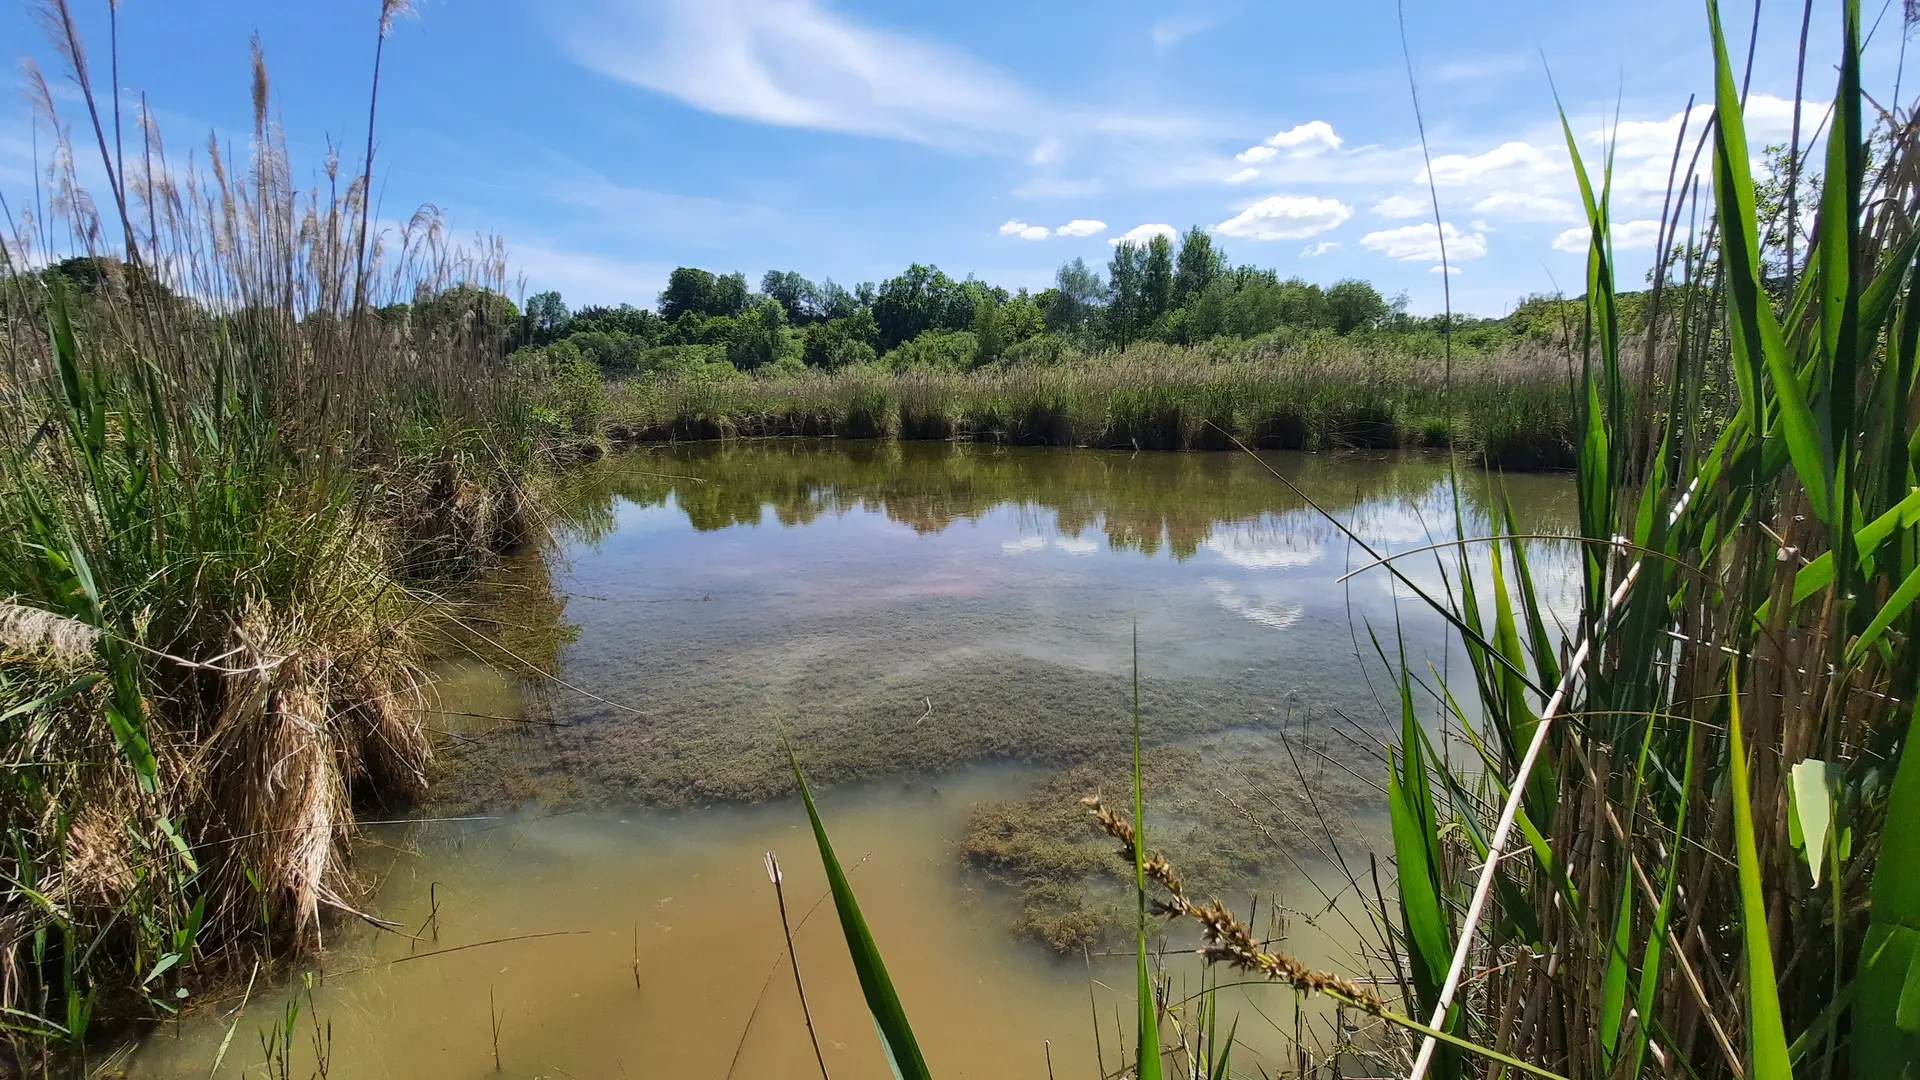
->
left=1361, top=221, right=1489, bottom=262
left=1054, top=218, right=1107, bottom=237
left=1372, top=194, right=1428, bottom=219
left=1420, top=141, right=1563, bottom=186
left=1301, top=240, right=1341, bottom=257
left=1236, top=145, right=1279, bottom=163
left=1213, top=195, right=1352, bottom=240
left=1552, top=219, right=1668, bottom=253
left=1225, top=167, right=1260, bottom=184
left=1000, top=219, right=1050, bottom=240
left=1109, top=223, right=1179, bottom=246
left=1265, top=121, right=1342, bottom=153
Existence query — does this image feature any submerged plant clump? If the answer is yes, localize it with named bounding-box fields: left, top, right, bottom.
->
left=960, top=737, right=1378, bottom=951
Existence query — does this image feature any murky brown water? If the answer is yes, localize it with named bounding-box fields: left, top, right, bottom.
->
left=127, top=442, right=1574, bottom=1078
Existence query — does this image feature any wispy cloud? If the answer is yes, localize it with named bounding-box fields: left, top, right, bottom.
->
left=1151, top=13, right=1222, bottom=51
left=561, top=0, right=1036, bottom=149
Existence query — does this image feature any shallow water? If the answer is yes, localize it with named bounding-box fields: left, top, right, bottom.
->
left=129, top=442, right=1575, bottom=1078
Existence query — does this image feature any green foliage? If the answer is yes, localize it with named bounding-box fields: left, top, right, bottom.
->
left=882, top=329, right=981, bottom=372
left=659, top=266, right=748, bottom=320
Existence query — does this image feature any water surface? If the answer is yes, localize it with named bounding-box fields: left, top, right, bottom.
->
left=130, top=442, right=1575, bottom=1078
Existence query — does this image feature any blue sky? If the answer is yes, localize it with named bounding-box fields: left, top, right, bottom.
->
left=0, top=0, right=1903, bottom=315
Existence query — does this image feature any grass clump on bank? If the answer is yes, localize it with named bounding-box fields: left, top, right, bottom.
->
left=600, top=339, right=1582, bottom=469
left=0, top=3, right=577, bottom=1059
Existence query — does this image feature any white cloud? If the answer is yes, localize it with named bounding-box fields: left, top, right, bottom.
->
left=1236, top=145, right=1278, bottom=164
left=1301, top=240, right=1341, bottom=257
left=1419, top=141, right=1563, bottom=186
left=1265, top=120, right=1342, bottom=153
left=1372, top=194, right=1428, bottom=219
left=1361, top=221, right=1489, bottom=263
left=1109, top=222, right=1179, bottom=246
left=561, top=0, right=1035, bottom=148
left=1054, top=218, right=1107, bottom=237
left=1054, top=535, right=1100, bottom=555
left=1151, top=14, right=1220, bottom=50
left=1472, top=190, right=1578, bottom=221
left=1224, top=167, right=1260, bottom=184
left=1429, top=264, right=1462, bottom=274
left=1001, top=536, right=1047, bottom=554
left=1552, top=219, right=1668, bottom=253
left=999, top=219, right=1050, bottom=240
left=1213, top=195, right=1352, bottom=240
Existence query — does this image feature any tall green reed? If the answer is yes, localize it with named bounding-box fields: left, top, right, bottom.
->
left=0, top=0, right=551, bottom=1058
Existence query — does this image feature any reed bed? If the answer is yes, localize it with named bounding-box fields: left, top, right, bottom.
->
left=783, top=3, right=1920, bottom=1077
left=0, top=0, right=559, bottom=1062
left=603, top=341, right=1583, bottom=471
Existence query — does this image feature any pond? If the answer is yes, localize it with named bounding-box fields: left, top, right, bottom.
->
left=126, top=441, right=1576, bottom=1079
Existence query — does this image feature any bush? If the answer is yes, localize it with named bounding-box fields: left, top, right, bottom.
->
left=882, top=329, right=979, bottom=372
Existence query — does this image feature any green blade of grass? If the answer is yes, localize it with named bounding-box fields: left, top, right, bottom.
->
left=1726, top=664, right=1791, bottom=1078
left=789, top=747, right=932, bottom=1080
left=1130, top=623, right=1163, bottom=1080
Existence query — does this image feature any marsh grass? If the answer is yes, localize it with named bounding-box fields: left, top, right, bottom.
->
left=784, top=2, right=1920, bottom=1077
left=0, top=0, right=555, bottom=1062
left=603, top=341, right=1586, bottom=470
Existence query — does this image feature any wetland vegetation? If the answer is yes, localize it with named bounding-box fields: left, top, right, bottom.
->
left=7, top=0, right=1920, bottom=1077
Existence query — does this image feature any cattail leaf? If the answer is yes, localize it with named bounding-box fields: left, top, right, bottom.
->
left=1706, top=0, right=1833, bottom=524
left=1726, top=665, right=1792, bottom=1078
left=788, top=748, right=932, bottom=1080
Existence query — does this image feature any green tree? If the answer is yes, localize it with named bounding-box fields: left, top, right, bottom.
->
left=801, top=310, right=879, bottom=369
left=569, top=303, right=662, bottom=341
left=972, top=295, right=1006, bottom=367
left=1105, top=242, right=1145, bottom=347
left=522, top=290, right=571, bottom=345
left=1325, top=278, right=1390, bottom=334
left=1172, top=226, right=1222, bottom=303
left=761, top=270, right=820, bottom=323
left=1141, top=234, right=1174, bottom=329
left=872, top=264, right=975, bottom=351
left=660, top=267, right=718, bottom=321
left=727, top=298, right=791, bottom=370
left=660, top=267, right=749, bottom=320
left=1043, top=259, right=1105, bottom=334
